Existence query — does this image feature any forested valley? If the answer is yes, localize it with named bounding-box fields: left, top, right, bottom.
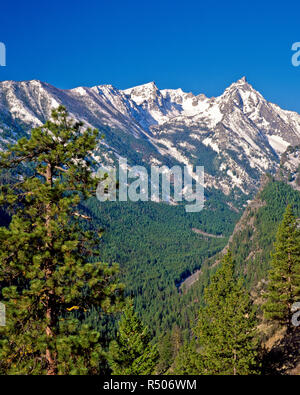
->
left=0, top=108, right=299, bottom=375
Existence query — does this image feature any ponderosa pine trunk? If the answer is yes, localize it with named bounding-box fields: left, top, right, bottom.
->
left=44, top=162, right=57, bottom=375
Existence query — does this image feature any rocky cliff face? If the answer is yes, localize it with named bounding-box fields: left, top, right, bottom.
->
left=1, top=77, right=300, bottom=199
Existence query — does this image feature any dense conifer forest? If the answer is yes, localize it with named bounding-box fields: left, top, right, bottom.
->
left=0, top=109, right=299, bottom=375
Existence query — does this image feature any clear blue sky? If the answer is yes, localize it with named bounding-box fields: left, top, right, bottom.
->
left=0, top=0, right=300, bottom=111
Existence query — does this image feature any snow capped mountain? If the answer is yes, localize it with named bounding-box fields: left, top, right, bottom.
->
left=0, top=77, right=300, bottom=200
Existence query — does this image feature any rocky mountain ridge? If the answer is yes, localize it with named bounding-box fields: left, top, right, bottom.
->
left=0, top=77, right=300, bottom=199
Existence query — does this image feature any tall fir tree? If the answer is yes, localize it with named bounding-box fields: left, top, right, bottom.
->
left=156, top=332, right=173, bottom=374
left=0, top=106, right=123, bottom=375
left=173, top=341, right=204, bottom=375
left=156, top=325, right=183, bottom=374
left=263, top=204, right=300, bottom=332
left=194, top=252, right=259, bottom=375
left=108, top=301, right=158, bottom=374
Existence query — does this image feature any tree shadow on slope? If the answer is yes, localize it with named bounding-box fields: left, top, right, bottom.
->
left=261, top=329, right=300, bottom=375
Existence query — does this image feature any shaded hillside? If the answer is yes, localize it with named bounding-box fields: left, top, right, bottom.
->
left=261, top=329, right=300, bottom=375
left=180, top=178, right=300, bottom=327
left=228, top=177, right=300, bottom=287
left=176, top=179, right=300, bottom=375
left=186, top=177, right=300, bottom=291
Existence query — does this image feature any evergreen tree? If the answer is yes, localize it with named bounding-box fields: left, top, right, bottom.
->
left=263, top=205, right=300, bottom=332
left=0, top=106, right=123, bottom=374
left=156, top=326, right=183, bottom=374
left=156, top=332, right=173, bottom=374
left=108, top=301, right=158, bottom=374
left=194, top=252, right=259, bottom=375
left=173, top=341, right=204, bottom=375
left=171, top=325, right=182, bottom=358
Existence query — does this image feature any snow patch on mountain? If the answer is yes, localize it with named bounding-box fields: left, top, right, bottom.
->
left=267, top=135, right=290, bottom=154
left=1, top=77, right=300, bottom=197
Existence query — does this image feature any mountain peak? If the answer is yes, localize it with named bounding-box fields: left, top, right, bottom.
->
left=221, top=76, right=257, bottom=100
left=1, top=76, right=300, bottom=197
left=122, top=82, right=160, bottom=106
left=237, top=76, right=247, bottom=84
left=229, top=76, right=251, bottom=89
left=142, top=81, right=158, bottom=89
left=123, top=81, right=159, bottom=95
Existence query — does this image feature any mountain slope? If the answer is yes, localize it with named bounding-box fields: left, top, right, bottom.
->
left=183, top=176, right=300, bottom=295
left=1, top=78, right=300, bottom=200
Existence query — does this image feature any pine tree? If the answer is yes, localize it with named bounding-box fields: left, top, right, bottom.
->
left=156, top=326, right=183, bottom=374
left=108, top=301, right=158, bottom=374
left=263, top=205, right=300, bottom=332
left=156, top=332, right=173, bottom=374
left=173, top=341, right=204, bottom=375
left=194, top=252, right=259, bottom=375
left=171, top=324, right=182, bottom=358
left=0, top=106, right=123, bottom=375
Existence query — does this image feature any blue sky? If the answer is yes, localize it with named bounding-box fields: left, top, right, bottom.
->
left=0, top=0, right=300, bottom=111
